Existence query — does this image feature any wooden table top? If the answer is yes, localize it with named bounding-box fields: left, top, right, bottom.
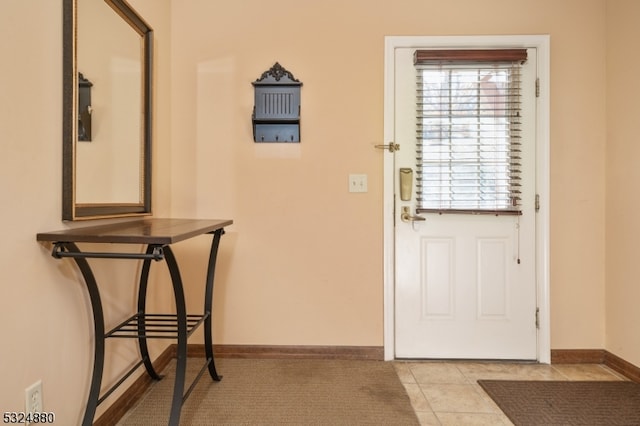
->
left=36, top=218, right=233, bottom=245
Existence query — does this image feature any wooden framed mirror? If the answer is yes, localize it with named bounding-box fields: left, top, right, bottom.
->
left=63, top=0, right=153, bottom=220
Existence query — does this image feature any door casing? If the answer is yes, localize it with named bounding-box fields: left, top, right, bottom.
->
left=382, top=35, right=551, bottom=362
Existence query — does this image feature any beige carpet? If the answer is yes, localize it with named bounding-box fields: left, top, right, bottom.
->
left=119, top=358, right=419, bottom=425
left=478, top=380, right=640, bottom=426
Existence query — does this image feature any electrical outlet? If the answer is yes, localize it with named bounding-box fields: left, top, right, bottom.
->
left=25, top=380, right=43, bottom=418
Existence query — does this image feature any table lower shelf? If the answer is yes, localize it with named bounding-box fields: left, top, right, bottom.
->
left=105, top=313, right=209, bottom=339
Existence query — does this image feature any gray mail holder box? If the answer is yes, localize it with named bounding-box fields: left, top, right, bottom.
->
left=252, top=63, right=302, bottom=143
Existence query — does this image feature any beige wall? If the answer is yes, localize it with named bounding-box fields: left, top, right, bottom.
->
left=606, top=0, right=640, bottom=368
left=2, top=0, right=637, bottom=423
left=168, top=0, right=607, bottom=350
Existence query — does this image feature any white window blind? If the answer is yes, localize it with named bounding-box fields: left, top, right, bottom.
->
left=414, top=49, right=527, bottom=215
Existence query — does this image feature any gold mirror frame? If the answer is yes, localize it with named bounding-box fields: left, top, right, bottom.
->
left=62, top=0, right=153, bottom=220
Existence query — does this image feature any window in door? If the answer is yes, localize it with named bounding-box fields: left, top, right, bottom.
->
left=414, top=49, right=527, bottom=214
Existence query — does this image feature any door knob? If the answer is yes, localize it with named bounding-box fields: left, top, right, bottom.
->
left=401, top=206, right=425, bottom=222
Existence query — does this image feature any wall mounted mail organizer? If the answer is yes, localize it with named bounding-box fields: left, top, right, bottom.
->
left=78, top=72, right=93, bottom=141
left=252, top=62, right=302, bottom=143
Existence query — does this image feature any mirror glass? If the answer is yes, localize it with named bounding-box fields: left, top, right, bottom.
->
left=63, top=0, right=153, bottom=220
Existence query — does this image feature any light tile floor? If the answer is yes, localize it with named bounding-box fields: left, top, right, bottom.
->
left=393, top=361, right=628, bottom=426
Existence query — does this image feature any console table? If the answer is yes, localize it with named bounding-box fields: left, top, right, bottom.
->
left=36, top=218, right=233, bottom=426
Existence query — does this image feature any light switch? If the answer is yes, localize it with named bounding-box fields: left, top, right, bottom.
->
left=348, top=174, right=368, bottom=193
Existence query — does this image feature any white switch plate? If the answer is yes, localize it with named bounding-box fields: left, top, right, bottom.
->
left=348, top=174, right=368, bottom=193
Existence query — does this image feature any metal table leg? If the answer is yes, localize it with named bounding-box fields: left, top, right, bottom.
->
left=59, top=243, right=106, bottom=426
left=204, top=229, right=224, bottom=381
left=137, top=244, right=163, bottom=380
left=162, top=245, right=188, bottom=426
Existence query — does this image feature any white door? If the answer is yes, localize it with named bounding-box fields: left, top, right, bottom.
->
left=394, top=47, right=538, bottom=359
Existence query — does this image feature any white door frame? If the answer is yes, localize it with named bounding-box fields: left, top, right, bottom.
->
left=383, top=35, right=551, bottom=362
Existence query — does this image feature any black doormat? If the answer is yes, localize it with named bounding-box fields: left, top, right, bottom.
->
left=478, top=380, right=640, bottom=425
